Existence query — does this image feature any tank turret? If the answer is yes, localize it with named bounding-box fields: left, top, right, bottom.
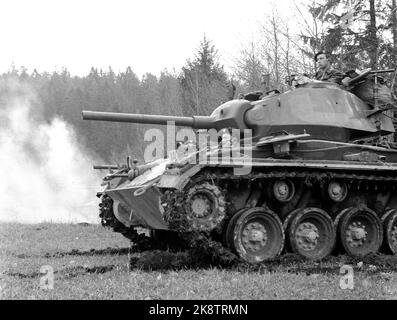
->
left=83, top=82, right=394, bottom=143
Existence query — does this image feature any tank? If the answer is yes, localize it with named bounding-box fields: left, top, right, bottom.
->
left=82, top=72, right=397, bottom=263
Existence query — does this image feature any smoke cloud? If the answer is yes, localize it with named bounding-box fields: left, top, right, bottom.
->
left=0, top=79, right=101, bottom=224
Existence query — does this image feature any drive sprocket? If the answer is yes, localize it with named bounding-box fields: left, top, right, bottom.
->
left=161, top=180, right=236, bottom=265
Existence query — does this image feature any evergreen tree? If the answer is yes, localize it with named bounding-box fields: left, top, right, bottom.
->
left=300, top=0, right=393, bottom=70
left=180, top=36, right=230, bottom=116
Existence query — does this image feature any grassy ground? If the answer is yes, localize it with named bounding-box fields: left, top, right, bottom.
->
left=1, top=222, right=397, bottom=300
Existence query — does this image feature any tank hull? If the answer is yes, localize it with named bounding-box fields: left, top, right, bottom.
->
left=102, top=139, right=397, bottom=231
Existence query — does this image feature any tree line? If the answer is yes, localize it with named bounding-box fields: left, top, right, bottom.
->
left=2, top=38, right=235, bottom=164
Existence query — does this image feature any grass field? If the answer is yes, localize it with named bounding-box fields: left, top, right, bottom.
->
left=1, top=222, right=397, bottom=300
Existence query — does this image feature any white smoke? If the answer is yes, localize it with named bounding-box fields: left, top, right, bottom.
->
left=0, top=79, right=101, bottom=224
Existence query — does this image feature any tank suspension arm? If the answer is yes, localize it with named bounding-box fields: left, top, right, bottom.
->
left=82, top=110, right=214, bottom=129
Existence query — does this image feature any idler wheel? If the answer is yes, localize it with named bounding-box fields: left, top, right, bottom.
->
left=327, top=180, right=348, bottom=202
left=287, top=208, right=335, bottom=260
left=337, top=206, right=383, bottom=257
left=231, top=207, right=284, bottom=263
left=273, top=179, right=295, bottom=202
left=382, top=209, right=397, bottom=254
left=184, top=182, right=226, bottom=232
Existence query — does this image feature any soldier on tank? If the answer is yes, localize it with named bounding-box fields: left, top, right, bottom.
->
left=314, top=51, right=351, bottom=86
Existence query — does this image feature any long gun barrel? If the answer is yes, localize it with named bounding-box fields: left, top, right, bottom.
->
left=82, top=110, right=215, bottom=129
left=93, top=165, right=119, bottom=170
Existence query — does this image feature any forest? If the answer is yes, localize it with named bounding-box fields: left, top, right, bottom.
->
left=2, top=0, right=397, bottom=163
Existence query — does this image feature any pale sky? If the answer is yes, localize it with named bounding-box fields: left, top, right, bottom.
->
left=0, top=0, right=298, bottom=77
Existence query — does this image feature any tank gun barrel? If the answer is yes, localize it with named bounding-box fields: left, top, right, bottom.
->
left=82, top=110, right=214, bottom=129
left=93, top=165, right=119, bottom=170
left=370, top=68, right=395, bottom=74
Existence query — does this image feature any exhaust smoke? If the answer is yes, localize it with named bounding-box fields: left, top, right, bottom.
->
left=0, top=79, right=101, bottom=224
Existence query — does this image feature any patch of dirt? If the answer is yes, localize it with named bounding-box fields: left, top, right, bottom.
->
left=61, top=265, right=115, bottom=279
left=4, top=271, right=41, bottom=279
left=130, top=249, right=397, bottom=274
left=5, top=265, right=116, bottom=280
left=130, top=250, right=195, bottom=271
left=43, top=247, right=130, bottom=258
left=6, top=247, right=130, bottom=259
left=130, top=246, right=237, bottom=271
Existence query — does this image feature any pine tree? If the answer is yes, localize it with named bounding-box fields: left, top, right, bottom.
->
left=299, top=0, right=392, bottom=70
left=180, top=36, right=230, bottom=116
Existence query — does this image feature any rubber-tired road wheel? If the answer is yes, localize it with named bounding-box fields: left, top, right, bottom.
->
left=231, top=207, right=284, bottom=263
left=337, top=206, right=383, bottom=257
left=288, top=207, right=335, bottom=260
left=224, top=209, right=245, bottom=251
left=382, top=209, right=397, bottom=254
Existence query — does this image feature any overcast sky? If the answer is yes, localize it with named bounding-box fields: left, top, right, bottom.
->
left=0, top=0, right=299, bottom=77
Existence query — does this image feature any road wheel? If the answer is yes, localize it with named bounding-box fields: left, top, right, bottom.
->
left=382, top=209, right=397, bottom=254
left=231, top=207, right=284, bottom=263
left=288, top=207, right=335, bottom=260
left=337, top=206, right=383, bottom=257
left=224, top=209, right=245, bottom=251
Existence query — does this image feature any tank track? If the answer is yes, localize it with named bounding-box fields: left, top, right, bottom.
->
left=98, top=194, right=188, bottom=251
left=99, top=195, right=155, bottom=251
left=161, top=167, right=397, bottom=263
left=209, top=169, right=397, bottom=184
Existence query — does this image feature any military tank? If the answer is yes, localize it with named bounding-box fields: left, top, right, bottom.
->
left=82, top=69, right=397, bottom=263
